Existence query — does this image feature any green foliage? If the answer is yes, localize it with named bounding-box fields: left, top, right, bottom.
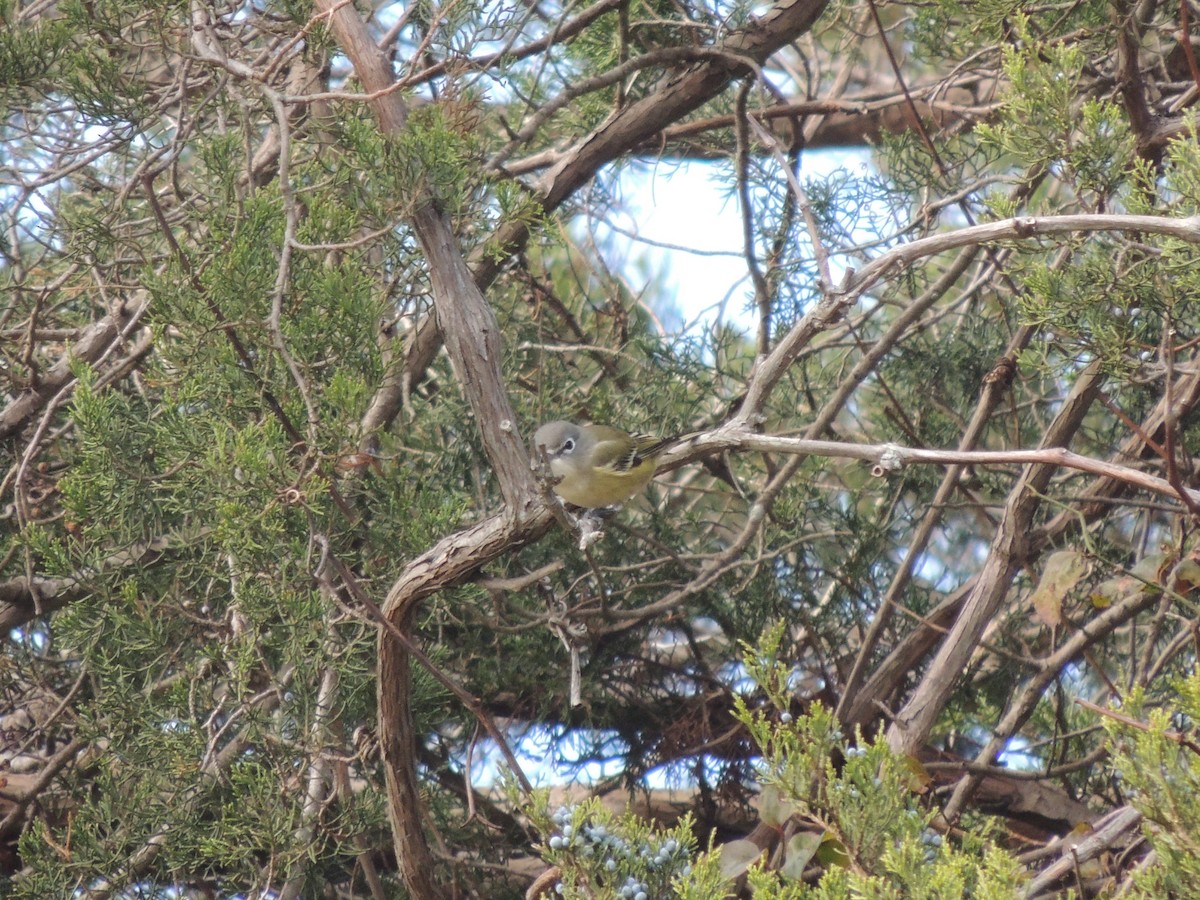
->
left=524, top=626, right=1028, bottom=898
left=1106, top=673, right=1200, bottom=896
left=0, top=13, right=73, bottom=94
left=979, top=32, right=1087, bottom=173
left=707, top=625, right=1027, bottom=897
left=389, top=100, right=489, bottom=214
left=1157, top=125, right=1200, bottom=211
left=530, top=798, right=698, bottom=898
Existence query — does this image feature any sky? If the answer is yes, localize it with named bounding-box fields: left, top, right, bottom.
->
left=590, top=150, right=874, bottom=336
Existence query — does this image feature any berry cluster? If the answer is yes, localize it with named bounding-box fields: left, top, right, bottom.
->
left=545, top=805, right=692, bottom=899
left=920, top=827, right=944, bottom=863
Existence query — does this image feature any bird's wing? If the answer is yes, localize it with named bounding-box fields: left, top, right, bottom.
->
left=592, top=434, right=641, bottom=473
left=606, top=434, right=673, bottom=471
left=590, top=429, right=675, bottom=473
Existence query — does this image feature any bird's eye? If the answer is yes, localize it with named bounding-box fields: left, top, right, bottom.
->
left=562, top=438, right=575, bottom=453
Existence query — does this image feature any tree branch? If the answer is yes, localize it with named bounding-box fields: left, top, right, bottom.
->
left=883, top=363, right=1106, bottom=756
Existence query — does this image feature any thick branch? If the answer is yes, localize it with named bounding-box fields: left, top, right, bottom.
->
left=314, top=0, right=534, bottom=508
left=1022, top=806, right=1144, bottom=898
left=669, top=426, right=1200, bottom=510
left=375, top=512, right=551, bottom=897
left=312, top=2, right=546, bottom=894
left=884, top=364, right=1105, bottom=756
left=0, top=298, right=149, bottom=442
left=845, top=357, right=1200, bottom=731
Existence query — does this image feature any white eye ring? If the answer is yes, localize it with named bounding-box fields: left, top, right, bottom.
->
left=562, top=438, right=575, bottom=452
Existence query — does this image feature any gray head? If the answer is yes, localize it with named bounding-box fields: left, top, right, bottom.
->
left=534, top=421, right=584, bottom=461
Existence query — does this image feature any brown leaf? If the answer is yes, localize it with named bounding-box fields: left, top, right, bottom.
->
left=1030, top=550, right=1088, bottom=627
left=717, top=839, right=764, bottom=880
left=781, top=831, right=823, bottom=879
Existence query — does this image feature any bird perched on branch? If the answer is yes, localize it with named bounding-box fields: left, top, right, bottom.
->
left=534, top=421, right=676, bottom=508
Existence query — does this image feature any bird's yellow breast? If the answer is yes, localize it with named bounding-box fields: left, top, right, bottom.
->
left=549, top=457, right=657, bottom=507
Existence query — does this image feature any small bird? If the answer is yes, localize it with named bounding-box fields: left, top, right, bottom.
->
left=533, top=421, right=675, bottom=508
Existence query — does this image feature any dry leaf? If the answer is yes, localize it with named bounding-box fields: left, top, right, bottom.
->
left=1030, top=550, right=1088, bottom=627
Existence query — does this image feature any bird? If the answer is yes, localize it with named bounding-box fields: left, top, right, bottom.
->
left=533, top=421, right=676, bottom=508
